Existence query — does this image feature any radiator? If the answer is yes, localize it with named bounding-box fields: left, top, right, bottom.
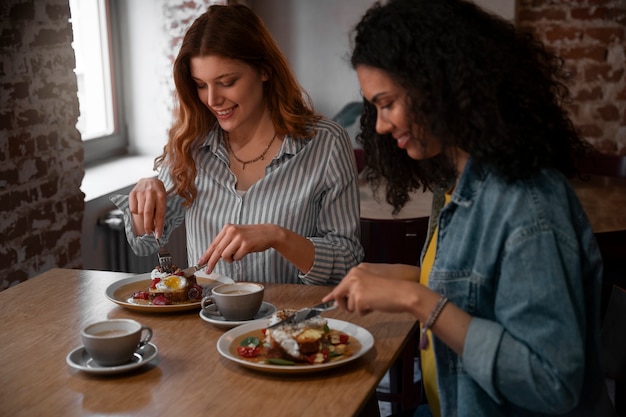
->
left=98, top=209, right=156, bottom=273
left=98, top=210, right=189, bottom=273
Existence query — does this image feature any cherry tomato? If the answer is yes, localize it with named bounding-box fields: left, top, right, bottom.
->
left=306, top=349, right=329, bottom=364
left=237, top=346, right=261, bottom=358
left=322, top=348, right=329, bottom=359
left=152, top=295, right=170, bottom=305
left=330, top=333, right=350, bottom=345
left=150, top=278, right=161, bottom=289
left=132, top=291, right=150, bottom=300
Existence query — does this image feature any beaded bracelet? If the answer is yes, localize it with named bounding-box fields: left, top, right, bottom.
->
left=419, top=295, right=449, bottom=350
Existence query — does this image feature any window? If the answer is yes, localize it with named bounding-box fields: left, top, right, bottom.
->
left=69, top=0, right=126, bottom=165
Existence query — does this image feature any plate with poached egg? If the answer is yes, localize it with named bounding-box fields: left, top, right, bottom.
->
left=105, top=271, right=234, bottom=313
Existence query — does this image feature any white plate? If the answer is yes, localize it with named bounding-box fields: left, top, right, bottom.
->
left=217, top=318, right=374, bottom=374
left=105, top=272, right=234, bottom=313
left=199, top=302, right=277, bottom=329
left=66, top=342, right=158, bottom=375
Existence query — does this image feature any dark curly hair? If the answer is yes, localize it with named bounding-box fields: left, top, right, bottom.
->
left=351, top=0, right=591, bottom=213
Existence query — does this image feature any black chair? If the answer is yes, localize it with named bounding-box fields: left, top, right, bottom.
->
left=354, top=148, right=366, bottom=174
left=575, top=152, right=626, bottom=321
left=359, top=215, right=429, bottom=413
left=601, top=285, right=626, bottom=416
left=576, top=151, right=626, bottom=415
left=375, top=324, right=423, bottom=414
left=576, top=151, right=626, bottom=179
left=360, top=217, right=428, bottom=265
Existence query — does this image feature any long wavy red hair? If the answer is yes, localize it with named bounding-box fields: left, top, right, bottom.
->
left=156, top=4, right=320, bottom=207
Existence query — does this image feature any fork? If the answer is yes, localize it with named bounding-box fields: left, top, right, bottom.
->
left=267, top=300, right=337, bottom=329
left=154, top=236, right=173, bottom=273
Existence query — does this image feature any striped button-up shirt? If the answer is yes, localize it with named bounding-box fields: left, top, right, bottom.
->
left=111, top=118, right=364, bottom=285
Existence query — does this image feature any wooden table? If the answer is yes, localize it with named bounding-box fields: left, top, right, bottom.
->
left=0, top=269, right=418, bottom=417
left=571, top=176, right=626, bottom=234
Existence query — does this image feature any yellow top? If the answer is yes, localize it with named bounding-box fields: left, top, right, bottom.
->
left=419, top=193, right=450, bottom=417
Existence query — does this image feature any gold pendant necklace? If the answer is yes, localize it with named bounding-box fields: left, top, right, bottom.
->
left=225, top=132, right=277, bottom=170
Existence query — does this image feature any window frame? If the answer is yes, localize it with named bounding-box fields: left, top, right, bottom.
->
left=74, top=0, right=128, bottom=166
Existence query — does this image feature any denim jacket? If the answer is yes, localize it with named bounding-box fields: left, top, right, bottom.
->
left=424, top=158, right=615, bottom=416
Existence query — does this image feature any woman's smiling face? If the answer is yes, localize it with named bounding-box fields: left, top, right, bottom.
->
left=356, top=64, right=441, bottom=161
left=190, top=55, right=268, bottom=134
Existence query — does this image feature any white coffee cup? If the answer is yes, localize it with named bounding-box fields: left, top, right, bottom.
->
left=81, top=319, right=152, bottom=366
left=201, top=282, right=264, bottom=321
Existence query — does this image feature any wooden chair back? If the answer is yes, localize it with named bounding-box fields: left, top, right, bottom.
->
left=360, top=217, right=429, bottom=266
left=359, top=216, right=429, bottom=412
left=576, top=152, right=626, bottom=178
left=601, top=285, right=626, bottom=415
left=354, top=148, right=366, bottom=174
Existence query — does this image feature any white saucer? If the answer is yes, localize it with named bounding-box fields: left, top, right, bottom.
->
left=66, top=342, right=158, bottom=375
left=199, top=301, right=276, bottom=329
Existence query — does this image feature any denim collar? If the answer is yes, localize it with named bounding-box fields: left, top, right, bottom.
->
left=450, top=157, right=489, bottom=209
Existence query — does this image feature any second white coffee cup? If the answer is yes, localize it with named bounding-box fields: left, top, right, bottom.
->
left=201, top=282, right=264, bottom=321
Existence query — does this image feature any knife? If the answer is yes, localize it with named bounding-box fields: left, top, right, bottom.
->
left=182, top=263, right=207, bottom=278
left=267, top=300, right=337, bottom=329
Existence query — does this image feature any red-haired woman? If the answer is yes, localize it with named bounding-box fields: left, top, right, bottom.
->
left=113, top=4, right=363, bottom=285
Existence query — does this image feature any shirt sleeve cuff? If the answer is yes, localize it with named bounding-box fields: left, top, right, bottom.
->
left=297, top=238, right=344, bottom=286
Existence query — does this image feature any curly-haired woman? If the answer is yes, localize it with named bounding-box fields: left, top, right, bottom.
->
left=324, top=0, right=615, bottom=415
left=112, top=4, right=363, bottom=285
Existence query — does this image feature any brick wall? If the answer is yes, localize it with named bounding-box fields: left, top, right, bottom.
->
left=162, top=0, right=247, bottom=121
left=518, top=0, right=626, bottom=154
left=0, top=0, right=84, bottom=290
